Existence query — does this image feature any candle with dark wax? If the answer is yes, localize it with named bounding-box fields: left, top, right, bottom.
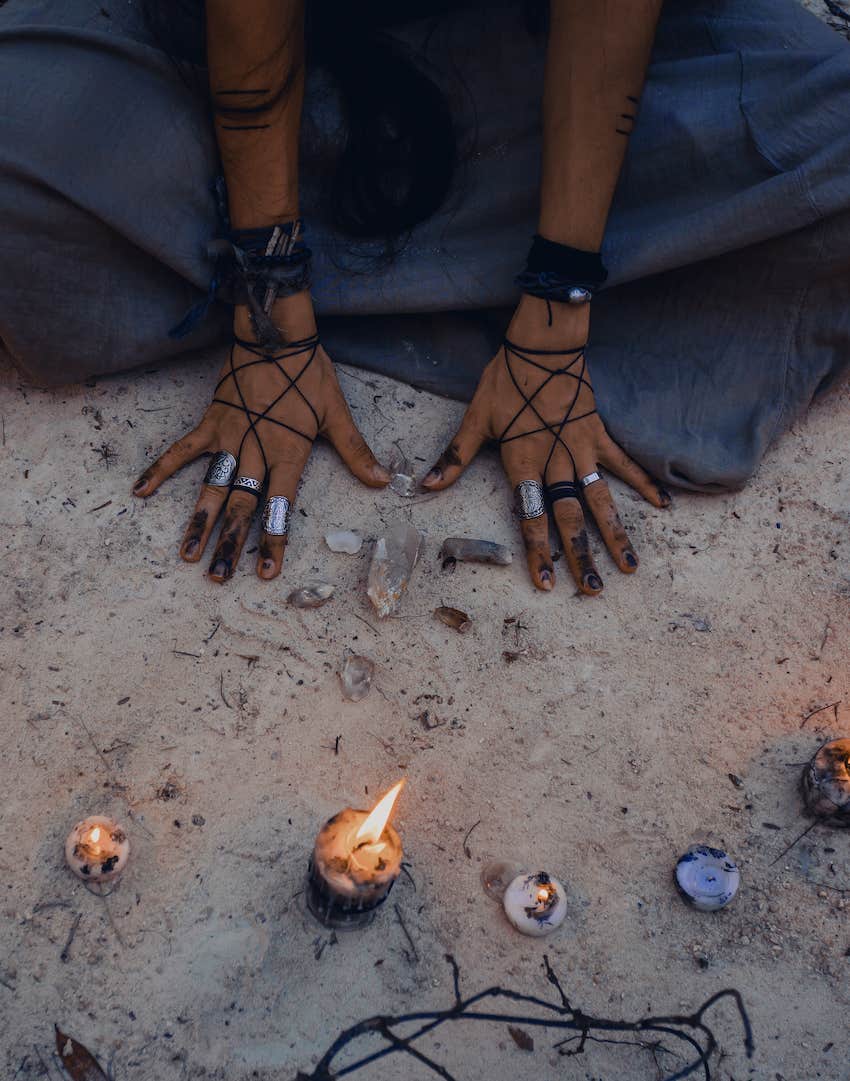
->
left=307, top=782, right=404, bottom=929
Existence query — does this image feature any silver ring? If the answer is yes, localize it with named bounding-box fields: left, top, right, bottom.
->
left=262, top=496, right=291, bottom=536
left=231, top=476, right=263, bottom=497
left=514, top=480, right=546, bottom=521
left=579, top=471, right=602, bottom=489
left=204, top=451, right=237, bottom=487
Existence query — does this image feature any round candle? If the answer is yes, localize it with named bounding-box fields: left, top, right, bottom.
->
left=675, top=844, right=739, bottom=911
left=307, top=781, right=405, bottom=929
left=503, top=871, right=568, bottom=937
left=65, top=816, right=129, bottom=882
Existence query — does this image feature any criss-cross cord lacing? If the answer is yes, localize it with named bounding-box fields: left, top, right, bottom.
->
left=212, top=334, right=321, bottom=485
left=496, top=337, right=595, bottom=485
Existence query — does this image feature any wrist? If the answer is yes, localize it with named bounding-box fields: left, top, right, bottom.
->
left=233, top=290, right=316, bottom=343
left=507, top=294, right=590, bottom=354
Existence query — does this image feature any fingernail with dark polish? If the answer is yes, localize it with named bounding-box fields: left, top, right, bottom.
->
left=422, top=467, right=442, bottom=486
left=539, top=568, right=553, bottom=591
left=261, top=559, right=274, bottom=572
left=623, top=550, right=638, bottom=568
left=184, top=538, right=199, bottom=558
left=585, top=573, right=603, bottom=591
left=133, top=479, right=147, bottom=494
left=658, top=486, right=672, bottom=506
left=210, top=560, right=230, bottom=580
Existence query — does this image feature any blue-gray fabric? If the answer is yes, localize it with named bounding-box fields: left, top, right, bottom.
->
left=0, top=0, right=848, bottom=490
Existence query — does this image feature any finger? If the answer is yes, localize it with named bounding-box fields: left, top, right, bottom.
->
left=421, top=372, right=492, bottom=490
left=132, top=424, right=211, bottom=497
left=207, top=446, right=265, bottom=583
left=502, top=461, right=554, bottom=591
left=256, top=462, right=302, bottom=581
left=551, top=495, right=604, bottom=596
left=581, top=476, right=639, bottom=574
left=598, top=436, right=672, bottom=509
left=179, top=477, right=230, bottom=563
left=321, top=388, right=390, bottom=487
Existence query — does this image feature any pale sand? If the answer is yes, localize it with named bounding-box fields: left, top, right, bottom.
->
left=1, top=332, right=848, bottom=1079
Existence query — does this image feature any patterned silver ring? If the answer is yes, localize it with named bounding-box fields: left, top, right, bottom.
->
left=231, top=476, right=263, bottom=497
left=579, top=471, right=602, bottom=489
left=204, top=451, right=237, bottom=487
left=262, top=496, right=291, bottom=536
left=514, top=480, right=546, bottom=521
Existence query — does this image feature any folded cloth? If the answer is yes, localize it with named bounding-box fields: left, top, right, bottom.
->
left=0, top=0, right=848, bottom=489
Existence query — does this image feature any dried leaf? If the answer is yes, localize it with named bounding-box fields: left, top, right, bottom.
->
left=55, top=1026, right=108, bottom=1080
left=507, top=1025, right=534, bottom=1052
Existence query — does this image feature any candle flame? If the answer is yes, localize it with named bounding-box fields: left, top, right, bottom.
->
left=355, top=780, right=405, bottom=846
left=90, top=827, right=102, bottom=844
left=537, top=887, right=551, bottom=903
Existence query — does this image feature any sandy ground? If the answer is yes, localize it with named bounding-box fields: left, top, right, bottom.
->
left=0, top=335, right=848, bottom=1081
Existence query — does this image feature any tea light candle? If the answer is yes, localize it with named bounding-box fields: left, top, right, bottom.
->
left=503, top=871, right=568, bottom=936
left=675, top=844, right=739, bottom=911
left=65, top=816, right=129, bottom=882
left=307, top=780, right=405, bottom=929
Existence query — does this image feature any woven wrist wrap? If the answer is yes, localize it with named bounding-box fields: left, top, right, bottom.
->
left=170, top=176, right=312, bottom=348
left=515, top=234, right=608, bottom=305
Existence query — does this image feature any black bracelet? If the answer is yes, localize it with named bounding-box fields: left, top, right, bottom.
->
left=515, top=234, right=608, bottom=306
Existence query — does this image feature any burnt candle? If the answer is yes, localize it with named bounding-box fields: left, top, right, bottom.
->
left=65, top=816, right=129, bottom=882
left=307, top=780, right=404, bottom=929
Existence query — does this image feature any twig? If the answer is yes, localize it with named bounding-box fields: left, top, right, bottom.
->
left=96, top=888, right=125, bottom=948
left=204, top=621, right=221, bottom=642
left=334, top=734, right=342, bottom=755
left=87, top=500, right=113, bottom=514
left=800, top=701, right=840, bottom=728
left=770, top=820, right=819, bottom=866
left=393, top=903, right=419, bottom=963
left=220, top=672, right=232, bottom=710
left=299, top=954, right=753, bottom=1081
left=172, top=650, right=201, bottom=659
left=60, top=913, right=83, bottom=963
left=352, top=611, right=379, bottom=636
left=462, top=819, right=481, bottom=859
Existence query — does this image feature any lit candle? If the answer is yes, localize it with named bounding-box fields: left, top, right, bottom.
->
left=65, top=816, right=129, bottom=882
left=307, top=780, right=405, bottom=929
left=503, top=871, right=568, bottom=937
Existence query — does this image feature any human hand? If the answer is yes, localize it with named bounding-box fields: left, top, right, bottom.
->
left=421, top=295, right=671, bottom=594
left=132, top=294, right=389, bottom=582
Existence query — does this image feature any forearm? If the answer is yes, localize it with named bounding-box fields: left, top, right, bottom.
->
left=538, top=0, right=662, bottom=250
left=206, top=0, right=305, bottom=230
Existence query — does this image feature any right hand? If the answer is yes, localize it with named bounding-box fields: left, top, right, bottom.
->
left=131, top=294, right=389, bottom=582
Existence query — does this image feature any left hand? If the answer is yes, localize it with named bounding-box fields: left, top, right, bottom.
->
left=421, top=295, right=672, bottom=594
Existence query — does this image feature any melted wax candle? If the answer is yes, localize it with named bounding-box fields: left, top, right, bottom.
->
left=503, top=871, right=568, bottom=937
left=307, top=781, right=404, bottom=929
left=65, top=816, right=129, bottom=882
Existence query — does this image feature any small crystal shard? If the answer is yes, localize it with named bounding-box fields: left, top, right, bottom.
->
left=325, top=530, right=363, bottom=554
left=366, top=522, right=422, bottom=618
left=434, top=606, right=472, bottom=634
left=388, top=447, right=416, bottom=498
left=339, top=654, right=374, bottom=702
left=287, top=581, right=334, bottom=608
left=440, top=537, right=513, bottom=568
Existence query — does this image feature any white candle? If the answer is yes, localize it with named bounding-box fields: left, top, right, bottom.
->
left=503, top=871, right=568, bottom=936
left=65, top=816, right=129, bottom=882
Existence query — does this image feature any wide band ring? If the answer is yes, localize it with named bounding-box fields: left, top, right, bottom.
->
left=204, top=451, right=237, bottom=487
left=545, top=481, right=581, bottom=503
left=262, top=496, right=291, bottom=536
left=514, top=480, right=546, bottom=521
left=231, top=476, right=263, bottom=497
left=579, top=471, right=602, bottom=489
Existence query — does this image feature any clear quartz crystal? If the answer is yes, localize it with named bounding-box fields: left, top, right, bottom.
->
left=325, top=530, right=363, bottom=554
left=366, top=522, right=422, bottom=618
left=388, top=447, right=416, bottom=498
left=287, top=581, right=335, bottom=608
left=481, top=860, right=527, bottom=901
left=339, top=654, right=374, bottom=702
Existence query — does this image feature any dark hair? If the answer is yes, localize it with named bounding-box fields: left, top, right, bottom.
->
left=144, top=1, right=467, bottom=245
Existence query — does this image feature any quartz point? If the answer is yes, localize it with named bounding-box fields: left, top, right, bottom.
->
left=366, top=522, right=422, bottom=618
left=339, top=654, right=374, bottom=702
left=325, top=530, right=363, bottom=554
left=388, top=447, right=416, bottom=498
left=287, top=581, right=334, bottom=608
